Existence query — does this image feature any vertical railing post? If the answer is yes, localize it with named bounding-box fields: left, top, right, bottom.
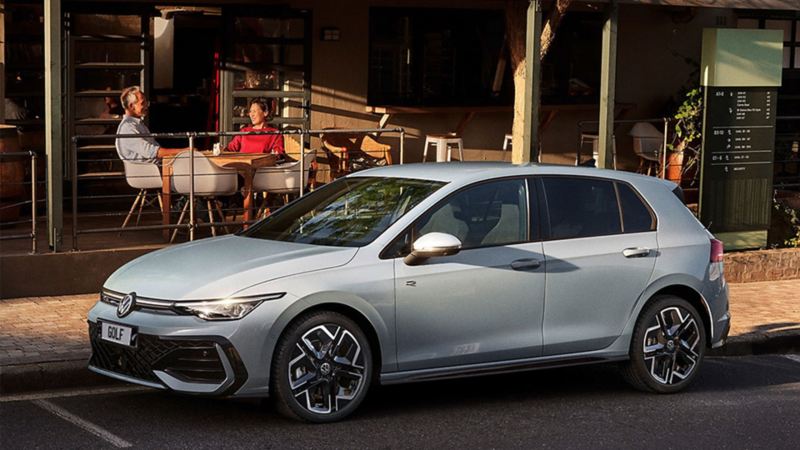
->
left=71, top=138, right=78, bottom=251
left=299, top=130, right=306, bottom=197
left=189, top=135, right=195, bottom=241
left=400, top=129, right=405, bottom=165
left=662, top=118, right=669, bottom=179
left=30, top=151, right=38, bottom=254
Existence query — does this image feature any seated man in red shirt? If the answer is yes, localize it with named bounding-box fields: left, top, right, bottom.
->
left=225, top=97, right=285, bottom=155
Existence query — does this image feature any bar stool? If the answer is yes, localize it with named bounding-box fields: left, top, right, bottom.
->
left=423, top=133, right=464, bottom=162
left=503, top=134, right=512, bottom=151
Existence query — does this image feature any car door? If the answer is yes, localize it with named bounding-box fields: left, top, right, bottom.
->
left=538, top=176, right=658, bottom=355
left=391, top=178, right=546, bottom=371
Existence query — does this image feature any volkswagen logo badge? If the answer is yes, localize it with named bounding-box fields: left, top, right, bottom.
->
left=117, top=292, right=136, bottom=318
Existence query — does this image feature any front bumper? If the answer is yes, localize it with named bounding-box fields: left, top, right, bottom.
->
left=88, top=321, right=248, bottom=395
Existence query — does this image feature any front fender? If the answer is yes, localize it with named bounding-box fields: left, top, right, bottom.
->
left=257, top=290, right=396, bottom=392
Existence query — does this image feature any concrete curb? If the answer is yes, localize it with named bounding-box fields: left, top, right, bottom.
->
left=0, top=359, right=118, bottom=395
left=1, top=334, right=797, bottom=396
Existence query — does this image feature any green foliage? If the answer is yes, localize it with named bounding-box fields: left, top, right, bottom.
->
left=671, top=89, right=703, bottom=150
left=768, top=196, right=800, bottom=248
left=669, top=88, right=704, bottom=187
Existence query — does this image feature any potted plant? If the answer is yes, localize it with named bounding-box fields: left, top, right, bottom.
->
left=667, top=88, right=703, bottom=186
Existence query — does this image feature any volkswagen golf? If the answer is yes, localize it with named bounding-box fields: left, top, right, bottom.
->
left=88, top=162, right=730, bottom=422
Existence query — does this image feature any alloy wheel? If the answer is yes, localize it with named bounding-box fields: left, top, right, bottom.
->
left=642, top=306, right=701, bottom=385
left=287, top=324, right=366, bottom=415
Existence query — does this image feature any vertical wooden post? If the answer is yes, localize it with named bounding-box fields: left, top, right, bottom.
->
left=517, top=0, right=542, bottom=164
left=45, top=0, right=63, bottom=250
left=598, top=0, right=618, bottom=170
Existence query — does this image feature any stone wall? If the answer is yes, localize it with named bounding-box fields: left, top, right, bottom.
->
left=724, top=248, right=800, bottom=283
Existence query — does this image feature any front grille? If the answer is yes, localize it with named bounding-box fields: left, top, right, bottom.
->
left=88, top=322, right=226, bottom=384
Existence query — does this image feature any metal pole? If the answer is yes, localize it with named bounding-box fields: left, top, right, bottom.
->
left=71, top=139, right=78, bottom=251
left=299, top=131, right=305, bottom=197
left=189, top=136, right=195, bottom=241
left=662, top=118, right=669, bottom=179
left=400, top=130, right=405, bottom=164
left=31, top=152, right=38, bottom=254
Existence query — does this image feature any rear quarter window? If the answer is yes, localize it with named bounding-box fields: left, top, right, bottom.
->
left=617, top=183, right=656, bottom=233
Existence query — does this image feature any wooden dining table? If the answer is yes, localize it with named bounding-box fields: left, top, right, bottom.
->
left=160, top=151, right=278, bottom=239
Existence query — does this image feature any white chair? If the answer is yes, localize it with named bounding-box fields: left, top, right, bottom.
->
left=423, top=133, right=464, bottom=162
left=578, top=133, right=616, bottom=169
left=170, top=150, right=238, bottom=242
left=629, top=122, right=664, bottom=175
left=253, top=150, right=316, bottom=218
left=120, top=160, right=163, bottom=229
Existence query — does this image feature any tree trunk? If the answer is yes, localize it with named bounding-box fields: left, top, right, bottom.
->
left=507, top=0, right=572, bottom=160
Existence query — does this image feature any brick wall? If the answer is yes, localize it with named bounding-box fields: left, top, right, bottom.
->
left=724, top=248, right=800, bottom=283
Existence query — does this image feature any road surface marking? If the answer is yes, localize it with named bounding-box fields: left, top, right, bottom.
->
left=1, top=386, right=148, bottom=403
left=784, top=354, right=800, bottom=364
left=32, top=399, right=133, bottom=448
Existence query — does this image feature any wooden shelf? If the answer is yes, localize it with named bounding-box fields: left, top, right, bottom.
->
left=232, top=90, right=309, bottom=99
left=75, top=118, right=122, bottom=125
left=74, top=90, right=124, bottom=97
left=75, top=62, right=144, bottom=70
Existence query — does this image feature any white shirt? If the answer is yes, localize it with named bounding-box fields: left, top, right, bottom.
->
left=115, top=115, right=160, bottom=163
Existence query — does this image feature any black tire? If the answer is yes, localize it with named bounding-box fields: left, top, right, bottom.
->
left=621, top=295, right=706, bottom=394
left=271, top=310, right=373, bottom=422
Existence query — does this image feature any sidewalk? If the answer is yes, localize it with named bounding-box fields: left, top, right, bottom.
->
left=1, top=280, right=799, bottom=394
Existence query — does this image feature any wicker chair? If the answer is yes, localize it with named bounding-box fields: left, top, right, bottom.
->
left=320, top=131, right=392, bottom=178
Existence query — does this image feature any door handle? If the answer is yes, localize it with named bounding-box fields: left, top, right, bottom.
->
left=511, top=258, right=541, bottom=270
left=622, top=247, right=651, bottom=258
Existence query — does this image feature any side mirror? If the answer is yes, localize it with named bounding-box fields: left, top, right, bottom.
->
left=404, top=232, right=462, bottom=266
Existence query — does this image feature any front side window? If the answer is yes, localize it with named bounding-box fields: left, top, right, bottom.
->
left=243, top=177, right=444, bottom=247
left=543, top=177, right=621, bottom=239
left=416, top=178, right=529, bottom=249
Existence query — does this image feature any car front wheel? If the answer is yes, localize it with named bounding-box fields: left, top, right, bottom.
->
left=271, top=311, right=373, bottom=422
left=622, top=296, right=706, bottom=393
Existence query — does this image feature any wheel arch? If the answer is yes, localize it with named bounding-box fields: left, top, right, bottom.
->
left=263, top=291, right=392, bottom=389
left=645, top=284, right=713, bottom=348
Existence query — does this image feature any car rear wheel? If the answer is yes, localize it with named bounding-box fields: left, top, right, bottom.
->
left=622, top=296, right=706, bottom=393
left=271, top=311, right=372, bottom=422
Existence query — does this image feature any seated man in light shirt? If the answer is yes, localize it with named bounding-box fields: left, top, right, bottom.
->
left=115, top=86, right=186, bottom=163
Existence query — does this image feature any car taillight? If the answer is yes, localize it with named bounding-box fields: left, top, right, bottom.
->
left=710, top=238, right=724, bottom=263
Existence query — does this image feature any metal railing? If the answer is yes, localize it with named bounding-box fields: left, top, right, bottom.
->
left=70, top=127, right=406, bottom=250
left=0, top=150, right=39, bottom=254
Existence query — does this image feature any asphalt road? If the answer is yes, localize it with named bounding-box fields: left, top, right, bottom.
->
left=2, top=355, right=800, bottom=449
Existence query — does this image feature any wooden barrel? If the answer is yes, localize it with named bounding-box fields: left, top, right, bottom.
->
left=0, top=124, right=25, bottom=222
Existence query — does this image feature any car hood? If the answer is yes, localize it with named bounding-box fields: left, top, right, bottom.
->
left=103, top=235, right=358, bottom=300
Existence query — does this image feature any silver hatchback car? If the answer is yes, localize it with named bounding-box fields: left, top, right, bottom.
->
left=89, top=163, right=730, bottom=422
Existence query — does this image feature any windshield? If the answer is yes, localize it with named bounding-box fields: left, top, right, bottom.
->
left=242, top=177, right=445, bottom=247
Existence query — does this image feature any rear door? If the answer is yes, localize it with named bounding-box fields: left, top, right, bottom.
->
left=539, top=177, right=658, bottom=355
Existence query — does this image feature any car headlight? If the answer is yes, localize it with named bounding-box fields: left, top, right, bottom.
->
left=174, top=293, right=285, bottom=321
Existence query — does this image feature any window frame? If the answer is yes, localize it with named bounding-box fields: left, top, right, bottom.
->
left=379, top=176, right=538, bottom=260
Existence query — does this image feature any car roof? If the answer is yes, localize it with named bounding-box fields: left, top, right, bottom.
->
left=355, top=162, right=676, bottom=190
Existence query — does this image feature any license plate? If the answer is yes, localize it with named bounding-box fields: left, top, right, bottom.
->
left=100, top=321, right=135, bottom=347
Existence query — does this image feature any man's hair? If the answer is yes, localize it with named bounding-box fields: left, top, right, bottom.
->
left=120, top=86, right=142, bottom=110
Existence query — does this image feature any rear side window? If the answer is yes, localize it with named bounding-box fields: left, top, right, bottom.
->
left=543, top=177, right=621, bottom=239
left=617, top=183, right=655, bottom=233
